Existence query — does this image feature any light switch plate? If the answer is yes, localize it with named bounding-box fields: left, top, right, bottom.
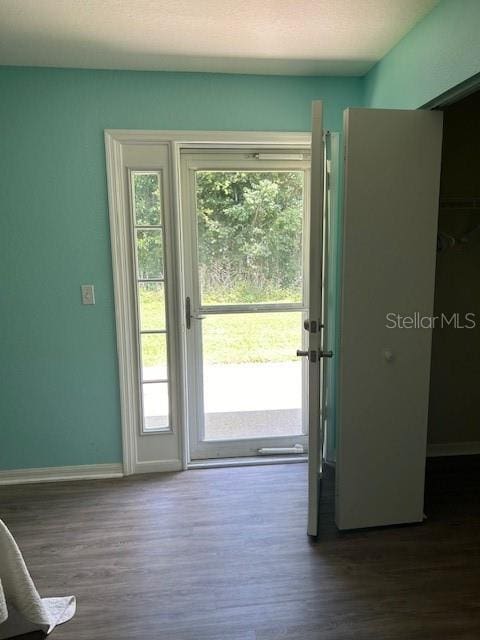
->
left=81, top=284, right=95, bottom=305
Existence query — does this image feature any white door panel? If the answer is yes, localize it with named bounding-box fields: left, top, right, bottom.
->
left=306, top=101, right=326, bottom=536
left=336, top=108, right=443, bottom=530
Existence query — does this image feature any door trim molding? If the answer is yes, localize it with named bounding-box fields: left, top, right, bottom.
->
left=423, top=72, right=480, bottom=110
left=105, top=130, right=311, bottom=146
left=105, top=132, right=138, bottom=475
left=105, top=130, right=311, bottom=474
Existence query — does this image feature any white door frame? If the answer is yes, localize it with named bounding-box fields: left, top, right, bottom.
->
left=105, top=130, right=311, bottom=474
left=180, top=149, right=311, bottom=459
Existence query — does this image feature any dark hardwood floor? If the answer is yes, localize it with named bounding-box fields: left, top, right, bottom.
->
left=1, top=457, right=480, bottom=639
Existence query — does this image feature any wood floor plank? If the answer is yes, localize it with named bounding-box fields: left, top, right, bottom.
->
left=1, top=459, right=479, bottom=639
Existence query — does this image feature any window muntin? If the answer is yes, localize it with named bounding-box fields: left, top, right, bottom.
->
left=131, top=172, right=170, bottom=433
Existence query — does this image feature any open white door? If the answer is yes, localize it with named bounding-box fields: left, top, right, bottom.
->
left=304, top=101, right=330, bottom=536
left=336, top=108, right=443, bottom=530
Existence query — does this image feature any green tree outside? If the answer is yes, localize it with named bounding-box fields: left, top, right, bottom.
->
left=133, top=171, right=304, bottom=366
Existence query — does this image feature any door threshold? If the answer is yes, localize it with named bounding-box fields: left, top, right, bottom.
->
left=188, top=455, right=307, bottom=470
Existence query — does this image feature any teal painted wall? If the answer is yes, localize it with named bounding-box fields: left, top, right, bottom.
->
left=365, top=0, right=480, bottom=109
left=0, top=66, right=363, bottom=470
left=4, top=0, right=478, bottom=472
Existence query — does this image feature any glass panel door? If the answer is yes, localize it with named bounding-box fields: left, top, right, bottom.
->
left=201, top=311, right=303, bottom=441
left=182, top=152, right=310, bottom=459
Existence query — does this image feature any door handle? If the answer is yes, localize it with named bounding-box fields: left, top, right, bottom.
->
left=319, top=350, right=333, bottom=358
left=296, top=349, right=317, bottom=363
left=296, top=349, right=333, bottom=360
left=186, top=297, right=206, bottom=330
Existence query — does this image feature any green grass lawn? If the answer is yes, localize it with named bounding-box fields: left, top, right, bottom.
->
left=139, top=288, right=302, bottom=366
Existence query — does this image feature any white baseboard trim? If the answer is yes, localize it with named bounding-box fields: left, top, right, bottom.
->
left=3, top=445, right=477, bottom=486
left=133, top=459, right=183, bottom=474
left=427, top=441, right=480, bottom=457
left=0, top=463, right=124, bottom=486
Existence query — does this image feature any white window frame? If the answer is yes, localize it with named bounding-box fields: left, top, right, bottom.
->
left=105, top=130, right=311, bottom=474
left=130, top=170, right=172, bottom=434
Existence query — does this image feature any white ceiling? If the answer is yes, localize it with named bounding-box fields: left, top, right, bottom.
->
left=0, top=0, right=438, bottom=76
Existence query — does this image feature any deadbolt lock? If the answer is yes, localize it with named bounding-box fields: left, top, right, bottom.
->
left=303, top=319, right=325, bottom=333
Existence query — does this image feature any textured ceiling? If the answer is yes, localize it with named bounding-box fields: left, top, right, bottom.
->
left=0, top=0, right=438, bottom=75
